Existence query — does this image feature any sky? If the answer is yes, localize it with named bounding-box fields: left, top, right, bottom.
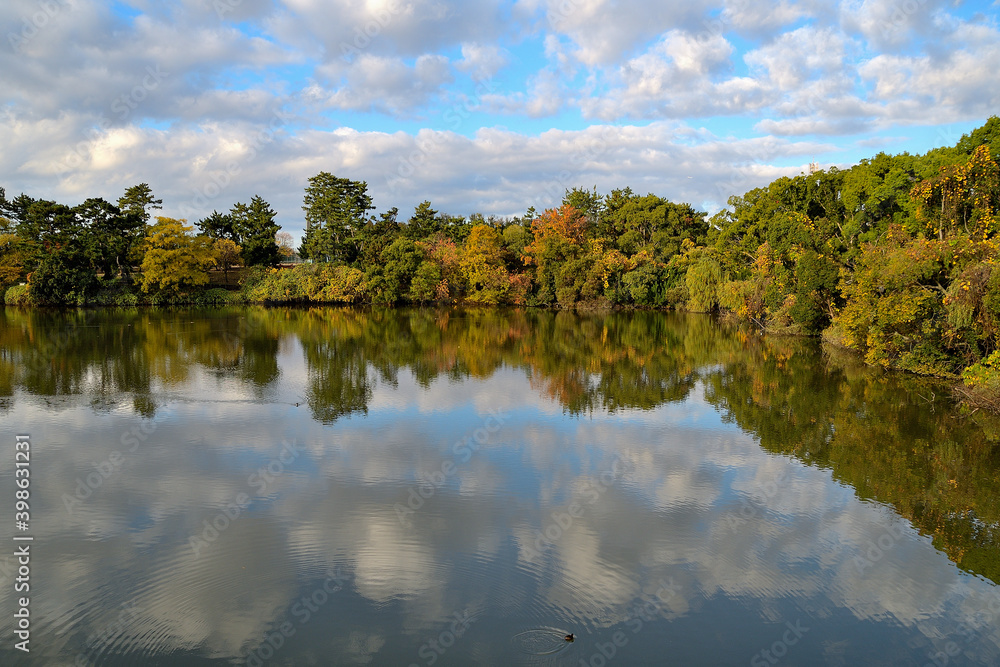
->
left=1, top=0, right=998, bottom=243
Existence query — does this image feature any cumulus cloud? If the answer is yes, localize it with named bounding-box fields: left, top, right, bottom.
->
left=269, top=0, right=506, bottom=62
left=456, top=42, right=509, bottom=80
left=310, top=53, right=453, bottom=114
left=539, top=0, right=718, bottom=65
left=579, top=30, right=753, bottom=119
left=744, top=26, right=856, bottom=89
left=839, top=0, right=955, bottom=50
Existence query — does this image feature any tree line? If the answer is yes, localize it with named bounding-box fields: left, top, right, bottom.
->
left=0, top=184, right=289, bottom=305
left=3, top=117, right=1000, bottom=388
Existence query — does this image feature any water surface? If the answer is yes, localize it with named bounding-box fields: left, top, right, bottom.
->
left=1, top=307, right=1000, bottom=665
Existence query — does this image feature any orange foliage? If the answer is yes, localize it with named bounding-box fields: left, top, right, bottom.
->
left=523, top=205, right=587, bottom=265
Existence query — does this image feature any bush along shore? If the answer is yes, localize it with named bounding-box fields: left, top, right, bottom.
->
left=4, top=118, right=1000, bottom=407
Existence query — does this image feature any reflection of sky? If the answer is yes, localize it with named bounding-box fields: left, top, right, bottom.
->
left=1, top=340, right=999, bottom=665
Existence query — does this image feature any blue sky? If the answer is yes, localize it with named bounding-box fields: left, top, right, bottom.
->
left=2, top=0, right=998, bottom=242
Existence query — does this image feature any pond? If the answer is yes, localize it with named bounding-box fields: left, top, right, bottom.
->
left=1, top=307, right=1000, bottom=665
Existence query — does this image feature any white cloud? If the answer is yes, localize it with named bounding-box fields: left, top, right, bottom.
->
left=0, top=111, right=834, bottom=241
left=482, top=67, right=569, bottom=117
left=744, top=25, right=855, bottom=89
left=271, top=0, right=506, bottom=63
left=312, top=54, right=453, bottom=114
left=723, top=0, right=816, bottom=33
left=839, top=0, right=954, bottom=49
left=859, top=32, right=1000, bottom=124
left=456, top=42, right=509, bottom=80
left=540, top=0, right=717, bottom=65
left=578, top=32, right=767, bottom=120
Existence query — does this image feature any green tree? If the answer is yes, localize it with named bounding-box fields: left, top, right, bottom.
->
left=231, top=196, right=282, bottom=267
left=117, top=183, right=162, bottom=227
left=790, top=250, right=840, bottom=333
left=74, top=197, right=144, bottom=280
left=407, top=261, right=442, bottom=302
left=140, top=217, right=217, bottom=294
left=300, top=173, right=374, bottom=263
left=360, top=208, right=400, bottom=267
left=404, top=201, right=442, bottom=239
left=368, top=237, right=422, bottom=304
left=29, top=245, right=99, bottom=304
left=685, top=254, right=723, bottom=312
left=17, top=201, right=96, bottom=299
left=563, top=186, right=603, bottom=233
left=196, top=210, right=238, bottom=241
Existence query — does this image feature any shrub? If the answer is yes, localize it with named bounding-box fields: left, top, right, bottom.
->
left=201, top=288, right=237, bottom=305
left=115, top=291, right=139, bottom=307
left=963, top=350, right=1000, bottom=390
left=239, top=264, right=370, bottom=303
left=4, top=284, right=31, bottom=306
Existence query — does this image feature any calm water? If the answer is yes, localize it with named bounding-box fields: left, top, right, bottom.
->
left=2, top=307, right=1000, bottom=666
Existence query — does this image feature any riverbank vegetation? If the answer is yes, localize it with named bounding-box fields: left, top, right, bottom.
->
left=3, top=118, right=1000, bottom=394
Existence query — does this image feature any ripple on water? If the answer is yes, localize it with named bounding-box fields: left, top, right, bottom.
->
left=512, top=627, right=576, bottom=656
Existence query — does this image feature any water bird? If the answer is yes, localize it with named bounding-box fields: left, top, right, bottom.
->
left=565, top=634, right=574, bottom=642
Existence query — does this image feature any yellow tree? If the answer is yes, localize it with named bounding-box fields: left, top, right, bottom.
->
left=213, top=238, right=242, bottom=286
left=911, top=145, right=1000, bottom=240
left=140, top=217, right=217, bottom=294
left=0, top=233, right=25, bottom=291
left=460, top=224, right=509, bottom=304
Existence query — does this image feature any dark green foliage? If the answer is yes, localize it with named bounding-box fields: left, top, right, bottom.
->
left=74, top=197, right=144, bottom=280
left=791, top=250, right=840, bottom=333
left=404, top=201, right=442, bottom=239
left=31, top=244, right=100, bottom=305
left=117, top=183, right=162, bottom=226
left=368, top=237, right=422, bottom=304
left=197, top=210, right=238, bottom=241
left=361, top=208, right=401, bottom=267
left=231, top=196, right=282, bottom=267
left=300, top=172, right=374, bottom=263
